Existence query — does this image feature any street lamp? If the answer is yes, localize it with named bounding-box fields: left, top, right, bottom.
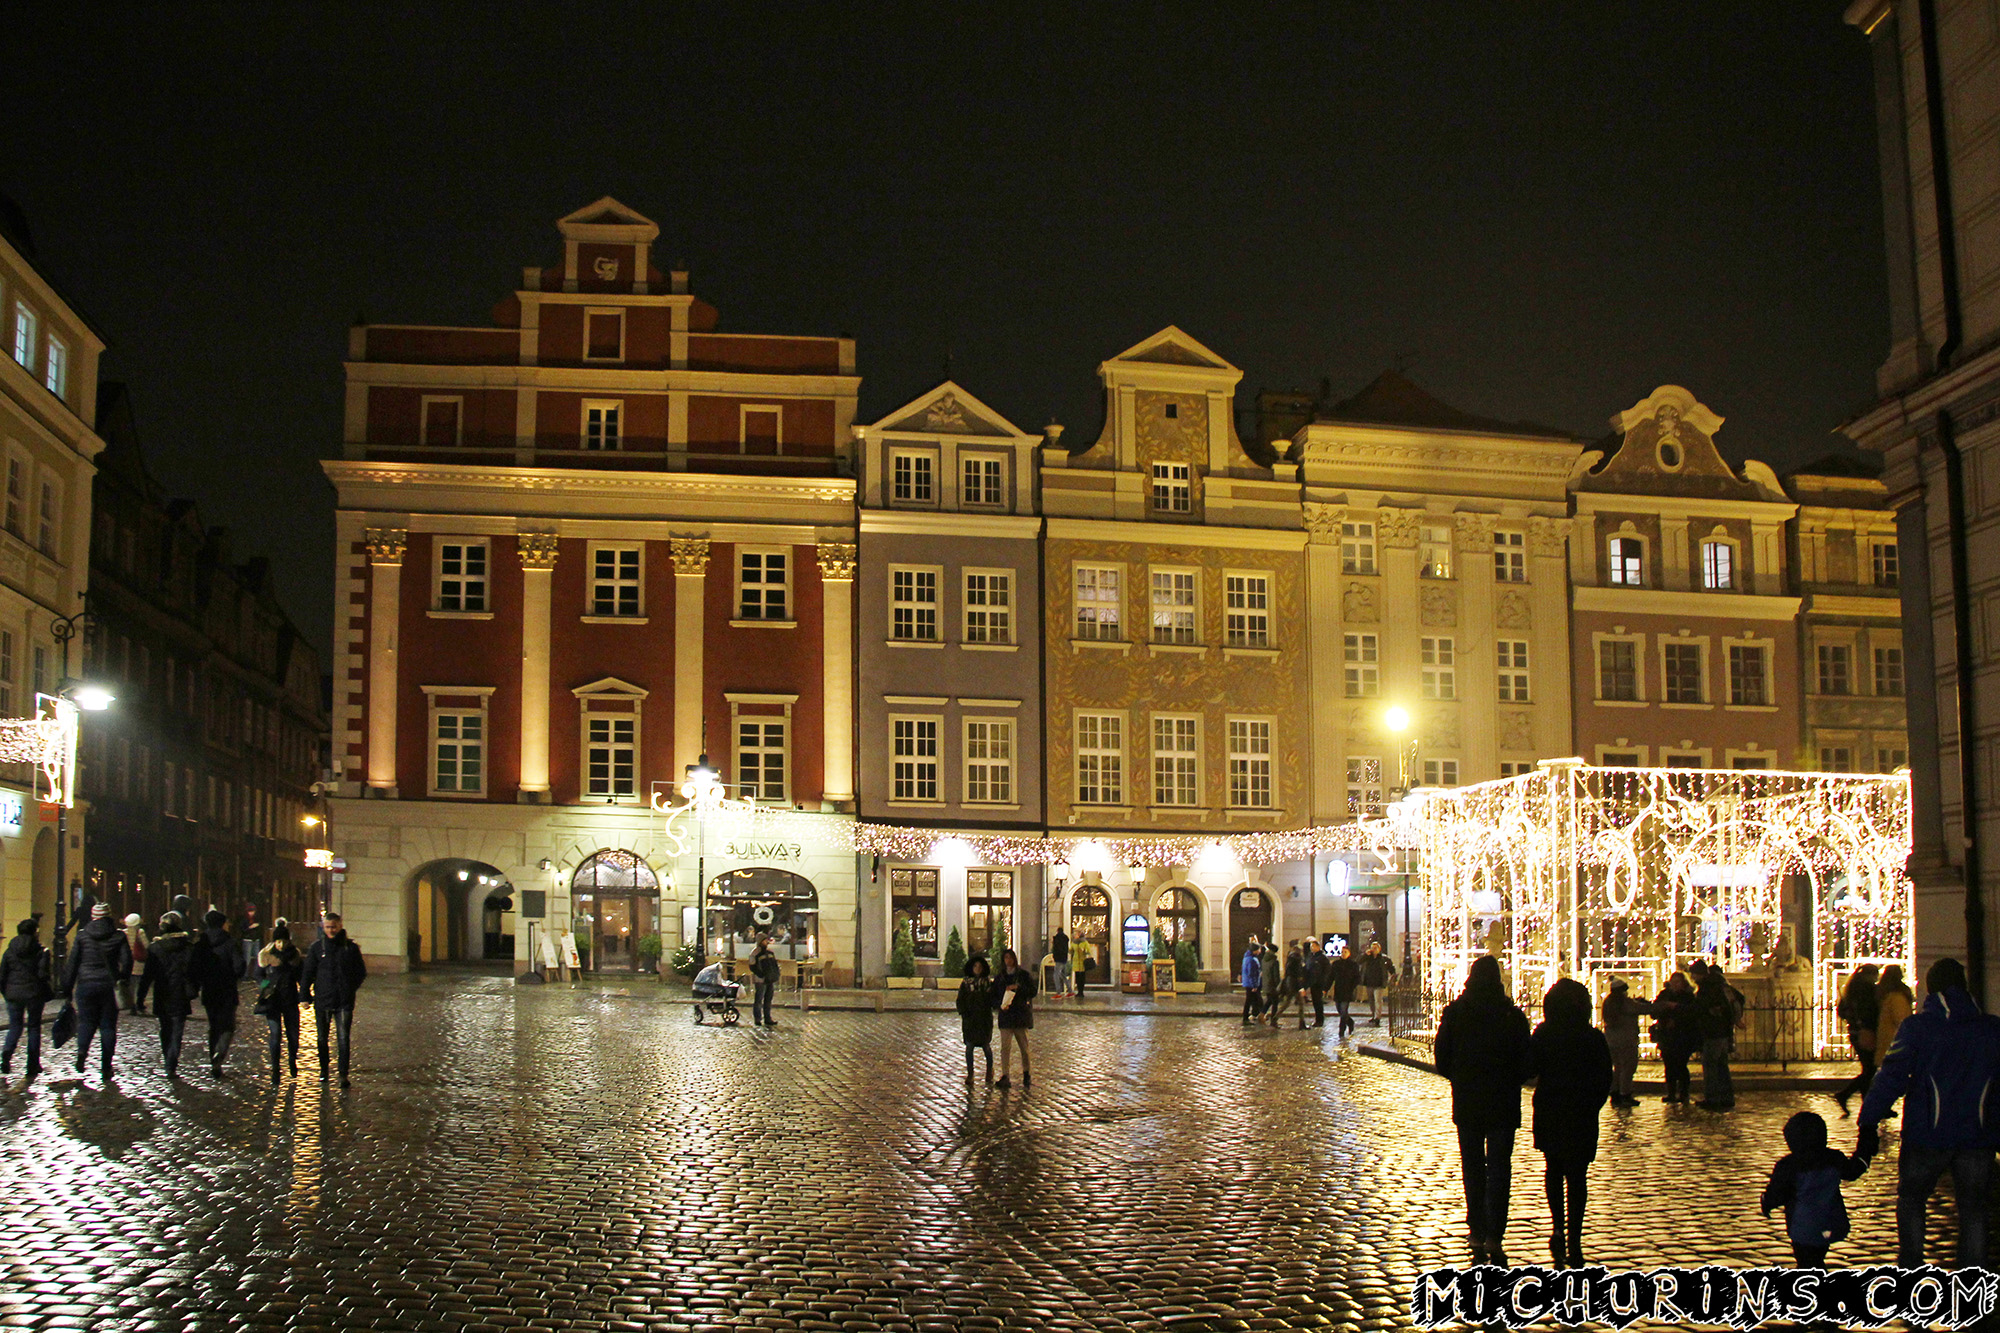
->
left=1384, top=704, right=1418, bottom=802
left=684, top=753, right=723, bottom=961
left=49, top=675, right=113, bottom=946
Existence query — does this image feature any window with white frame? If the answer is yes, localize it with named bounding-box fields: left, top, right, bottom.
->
left=1150, top=569, right=1197, bottom=645
left=421, top=397, right=462, bottom=447
left=962, top=455, right=1005, bottom=508
left=1420, top=524, right=1453, bottom=579
left=1341, top=521, right=1376, bottom=575
left=43, top=336, right=66, bottom=399
left=1224, top=573, right=1269, bottom=648
left=738, top=549, right=789, bottom=620
left=1227, top=718, right=1273, bottom=809
left=591, top=545, right=643, bottom=617
left=1664, top=642, right=1704, bottom=704
left=1076, top=713, right=1124, bottom=804
left=891, top=450, right=935, bottom=505
left=1701, top=540, right=1735, bottom=590
left=1728, top=643, right=1768, bottom=706
left=1872, top=540, right=1899, bottom=588
left=36, top=480, right=55, bottom=557
left=964, top=718, right=1014, bottom=804
left=1074, top=565, right=1122, bottom=639
left=1151, top=462, right=1192, bottom=513
left=891, top=566, right=940, bottom=641
left=1598, top=639, right=1638, bottom=700
left=584, top=309, right=624, bottom=361
left=11, top=303, right=36, bottom=369
left=1151, top=715, right=1199, bottom=806
left=583, top=400, right=622, bottom=451
left=1820, top=746, right=1855, bottom=773
left=5, top=457, right=23, bottom=535
left=585, top=715, right=638, bottom=799
left=436, top=540, right=488, bottom=612
left=964, top=569, right=1012, bottom=643
left=432, top=710, right=485, bottom=795
left=1343, top=633, right=1379, bottom=697
left=736, top=718, right=787, bottom=802
left=1421, top=636, right=1456, bottom=699
left=1608, top=536, right=1645, bottom=586
left=1345, top=757, right=1383, bottom=819
left=891, top=716, right=941, bottom=801
left=1496, top=639, right=1530, bottom=702
left=1874, top=646, right=1904, bottom=696
left=1421, top=758, right=1460, bottom=787
left=1817, top=643, right=1853, bottom=695
left=1493, top=530, right=1526, bottom=582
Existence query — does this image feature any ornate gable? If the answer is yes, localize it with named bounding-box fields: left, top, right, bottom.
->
left=875, top=381, right=1028, bottom=439
left=1106, top=325, right=1236, bottom=372
left=1575, top=385, right=1761, bottom=500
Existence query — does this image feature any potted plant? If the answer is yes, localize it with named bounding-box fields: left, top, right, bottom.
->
left=942, top=927, right=966, bottom=979
left=670, top=940, right=699, bottom=980
left=886, top=922, right=922, bottom=988
left=573, top=929, right=591, bottom=970
left=635, top=933, right=663, bottom=975
left=1174, top=939, right=1204, bottom=992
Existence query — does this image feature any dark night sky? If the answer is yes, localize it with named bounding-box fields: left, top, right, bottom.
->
left=7, top=3, right=1886, bottom=664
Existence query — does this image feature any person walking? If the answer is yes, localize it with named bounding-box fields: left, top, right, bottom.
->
left=120, top=914, right=148, bottom=1013
left=1651, top=972, right=1697, bottom=1104
left=748, top=934, right=780, bottom=1029
left=1, top=919, right=53, bottom=1077
left=1330, top=944, right=1361, bottom=1039
left=237, top=904, right=262, bottom=977
left=1362, top=941, right=1396, bottom=1027
left=1528, top=977, right=1613, bottom=1267
left=991, top=947, right=1035, bottom=1088
left=1763, top=1110, right=1868, bottom=1269
left=301, top=911, right=367, bottom=1087
left=196, top=910, right=245, bottom=1078
left=1875, top=964, right=1914, bottom=1080
left=63, top=902, right=132, bottom=1082
left=1856, top=957, right=2000, bottom=1268
left=139, top=912, right=197, bottom=1078
left=1259, top=938, right=1283, bottom=1023
left=1050, top=927, right=1070, bottom=998
left=1072, top=937, right=1092, bottom=998
left=1693, top=965, right=1739, bottom=1110
left=956, top=954, right=993, bottom=1084
left=1833, top=963, right=1881, bottom=1117
left=255, top=922, right=303, bottom=1083
left=1434, top=955, right=1532, bottom=1264
left=1600, top=978, right=1649, bottom=1108
left=1240, top=941, right=1263, bottom=1024
left=1269, top=938, right=1305, bottom=1028
left=1304, top=939, right=1329, bottom=1029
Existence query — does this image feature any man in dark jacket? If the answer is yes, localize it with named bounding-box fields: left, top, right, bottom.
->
left=748, top=934, right=779, bottom=1029
left=139, top=912, right=198, bottom=1077
left=1303, top=940, right=1330, bottom=1029
left=1692, top=965, right=1738, bottom=1110
left=301, top=911, right=367, bottom=1086
left=1, top=918, right=53, bottom=1076
left=1050, top=927, right=1070, bottom=998
left=63, top=902, right=132, bottom=1081
left=1362, top=941, right=1396, bottom=1026
left=1330, top=945, right=1362, bottom=1039
left=1434, top=954, right=1531, bottom=1264
left=196, top=910, right=246, bottom=1077
left=1857, top=957, right=2000, bottom=1267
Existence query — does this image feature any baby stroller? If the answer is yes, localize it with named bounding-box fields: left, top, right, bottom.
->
left=690, top=962, right=743, bottom=1026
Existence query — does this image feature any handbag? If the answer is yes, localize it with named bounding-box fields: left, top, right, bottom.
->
left=50, top=1001, right=76, bottom=1049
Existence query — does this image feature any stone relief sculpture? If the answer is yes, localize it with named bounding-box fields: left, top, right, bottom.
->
left=1342, top=581, right=1379, bottom=623
left=1528, top=515, right=1568, bottom=559
left=1501, top=710, right=1533, bottom=752
left=1423, top=706, right=1461, bottom=750
left=1495, top=588, right=1531, bottom=630
left=1420, top=584, right=1458, bottom=626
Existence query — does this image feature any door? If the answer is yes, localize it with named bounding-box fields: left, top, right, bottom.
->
left=1069, top=885, right=1112, bottom=984
left=966, top=869, right=1014, bottom=958
left=597, top=895, right=635, bottom=971
left=1229, top=888, right=1273, bottom=983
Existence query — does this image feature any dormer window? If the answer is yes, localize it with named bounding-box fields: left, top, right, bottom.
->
left=1608, top=536, right=1645, bottom=586
left=891, top=450, right=935, bottom=505
left=1151, top=462, right=1192, bottom=514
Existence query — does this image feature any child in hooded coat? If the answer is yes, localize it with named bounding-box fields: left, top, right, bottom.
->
left=1761, top=1110, right=1868, bottom=1267
left=955, top=955, right=994, bottom=1084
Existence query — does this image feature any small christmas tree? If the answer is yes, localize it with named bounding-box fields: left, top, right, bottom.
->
left=891, top=921, right=917, bottom=978
left=942, top=927, right=966, bottom=978
left=1175, top=938, right=1199, bottom=982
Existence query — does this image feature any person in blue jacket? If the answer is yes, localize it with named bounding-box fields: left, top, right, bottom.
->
left=1856, top=956, right=2000, bottom=1268
left=1239, top=941, right=1264, bottom=1025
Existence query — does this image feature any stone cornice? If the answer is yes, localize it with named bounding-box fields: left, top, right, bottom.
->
left=345, top=361, right=859, bottom=398
left=325, top=459, right=855, bottom=507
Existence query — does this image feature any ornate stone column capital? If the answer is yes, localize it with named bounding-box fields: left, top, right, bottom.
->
left=816, top=542, right=858, bottom=581
left=1527, top=515, right=1569, bottom=559
left=1376, top=508, right=1421, bottom=548
left=364, top=528, right=407, bottom=567
left=1303, top=503, right=1345, bottom=545
left=670, top=536, right=711, bottom=577
left=1454, top=511, right=1497, bottom=543
left=517, top=533, right=560, bottom=571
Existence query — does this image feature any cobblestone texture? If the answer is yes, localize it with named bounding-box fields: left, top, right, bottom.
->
left=0, top=973, right=1978, bottom=1330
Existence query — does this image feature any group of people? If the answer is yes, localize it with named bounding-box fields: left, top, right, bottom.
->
left=1044, top=928, right=1098, bottom=998
left=1239, top=936, right=1396, bottom=1037
left=0, top=906, right=367, bottom=1087
left=953, top=947, right=1040, bottom=1086
left=1434, top=953, right=2000, bottom=1272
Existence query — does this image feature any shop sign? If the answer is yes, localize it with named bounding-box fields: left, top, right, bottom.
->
left=724, top=840, right=804, bottom=863
left=304, top=848, right=334, bottom=869
left=0, top=790, right=21, bottom=834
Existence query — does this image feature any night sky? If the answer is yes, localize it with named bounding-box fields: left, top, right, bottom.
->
left=9, top=4, right=1885, bottom=664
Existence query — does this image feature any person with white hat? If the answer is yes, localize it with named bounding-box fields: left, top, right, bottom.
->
left=62, top=902, right=132, bottom=1082
left=119, top=913, right=148, bottom=1014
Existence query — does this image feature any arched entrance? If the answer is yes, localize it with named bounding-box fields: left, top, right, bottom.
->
left=406, top=858, right=512, bottom=966
left=571, top=850, right=660, bottom=973
left=1069, top=882, right=1112, bottom=985
left=707, top=866, right=818, bottom=961
left=480, top=888, right=515, bottom=960
left=1228, top=886, right=1273, bottom=982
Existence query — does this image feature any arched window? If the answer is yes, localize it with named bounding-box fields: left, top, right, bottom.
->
left=1156, top=887, right=1200, bottom=949
left=707, top=866, right=819, bottom=960
left=570, top=850, right=659, bottom=973
left=570, top=849, right=659, bottom=894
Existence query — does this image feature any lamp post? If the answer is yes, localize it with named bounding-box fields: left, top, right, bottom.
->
left=302, top=782, right=333, bottom=915
left=1384, top=705, right=1418, bottom=801
left=48, top=609, right=108, bottom=946
left=684, top=754, right=723, bottom=962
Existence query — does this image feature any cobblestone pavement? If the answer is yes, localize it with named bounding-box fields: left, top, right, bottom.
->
left=0, top=973, right=1977, bottom=1331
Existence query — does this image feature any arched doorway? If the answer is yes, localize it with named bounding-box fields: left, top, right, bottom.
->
left=406, top=858, right=512, bottom=966
left=1069, top=882, right=1112, bottom=985
left=707, top=866, right=818, bottom=961
left=1156, top=886, right=1200, bottom=965
left=1228, top=886, right=1273, bottom=982
left=572, top=850, right=660, bottom=973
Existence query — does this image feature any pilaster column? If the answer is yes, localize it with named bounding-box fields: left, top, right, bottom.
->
left=1528, top=516, right=1573, bottom=759
left=364, top=528, right=407, bottom=795
left=1303, top=504, right=1343, bottom=822
left=671, top=537, right=711, bottom=771
left=818, top=542, right=857, bottom=805
left=517, top=534, right=559, bottom=801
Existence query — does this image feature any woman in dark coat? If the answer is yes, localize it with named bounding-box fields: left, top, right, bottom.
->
left=1434, top=955, right=1531, bottom=1264
left=1529, top=977, right=1614, bottom=1267
left=955, top=954, right=994, bottom=1084
left=1650, top=972, right=1696, bottom=1104
left=1833, top=964, right=1881, bottom=1116
left=991, top=947, right=1036, bottom=1088
left=256, top=923, right=304, bottom=1083
left=139, top=912, right=198, bottom=1078
left=1, top=919, right=53, bottom=1077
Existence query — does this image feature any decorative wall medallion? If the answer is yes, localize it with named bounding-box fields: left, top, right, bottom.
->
left=925, top=393, right=968, bottom=431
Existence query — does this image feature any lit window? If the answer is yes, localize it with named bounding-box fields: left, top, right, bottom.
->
left=1420, top=524, right=1453, bottom=579
left=1227, top=718, right=1272, bottom=809
left=1345, top=757, right=1383, bottom=818
left=1872, top=541, right=1899, bottom=588
left=591, top=546, right=642, bottom=617
left=964, top=570, right=1011, bottom=644
left=736, top=719, right=787, bottom=801
left=1599, top=640, right=1638, bottom=701
left=583, top=401, right=621, bottom=451
left=738, top=550, right=789, bottom=620
left=1151, top=462, right=1192, bottom=513
left=433, top=712, right=484, bottom=795
left=1150, top=570, right=1197, bottom=645
left=1493, top=531, right=1526, bottom=583
left=1076, top=714, right=1124, bottom=805
left=891, top=566, right=940, bottom=641
left=437, top=542, right=488, bottom=612
left=1817, top=644, right=1853, bottom=696
left=962, top=456, right=1004, bottom=507
left=43, top=337, right=66, bottom=398
left=1343, top=633, right=1379, bottom=698
left=1074, top=565, right=1122, bottom=640
left=964, top=718, right=1014, bottom=804
left=584, top=716, right=637, bottom=799
left=891, top=451, right=935, bottom=504
left=891, top=868, right=941, bottom=960
left=1421, top=636, right=1456, bottom=700
left=1224, top=574, right=1269, bottom=648
left=1728, top=644, right=1768, bottom=706
left=1608, top=537, right=1645, bottom=586
left=1874, top=646, right=1904, bottom=696
left=1701, top=541, right=1734, bottom=590
left=1341, top=522, right=1376, bottom=575
left=1496, top=639, right=1530, bottom=702
left=11, top=303, right=36, bottom=370
left=1664, top=643, right=1703, bottom=704
left=892, top=717, right=940, bottom=801
left=1421, top=758, right=1459, bottom=787
left=1151, top=715, right=1199, bottom=806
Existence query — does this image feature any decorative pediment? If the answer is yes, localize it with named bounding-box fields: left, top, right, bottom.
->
left=874, top=381, right=1030, bottom=439
left=1578, top=385, right=1764, bottom=501
left=557, top=196, right=660, bottom=241
left=1106, top=325, right=1237, bottom=372
left=571, top=676, right=650, bottom=699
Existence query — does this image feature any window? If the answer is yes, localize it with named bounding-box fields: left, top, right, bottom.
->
left=1225, top=574, right=1269, bottom=648
left=1598, top=640, right=1638, bottom=701
left=1493, top=531, right=1526, bottom=583
left=43, top=337, right=66, bottom=398
left=1600, top=751, right=1643, bottom=767
left=1151, top=715, right=1199, bottom=806
left=890, top=868, right=940, bottom=960
left=584, top=310, right=624, bottom=361
left=738, top=549, right=789, bottom=620
left=891, top=451, right=935, bottom=504
left=433, top=712, right=484, bottom=795
left=1151, top=462, right=1192, bottom=513
left=5, top=458, right=22, bottom=535
left=964, top=718, right=1014, bottom=804
left=1341, top=522, right=1376, bottom=575
left=1664, top=642, right=1704, bottom=704
left=891, top=566, right=940, bottom=641
left=1076, top=713, right=1124, bottom=804
left=437, top=541, right=488, bottom=612
left=184, top=767, right=198, bottom=822
left=1074, top=565, right=1122, bottom=640
left=1496, top=640, right=1530, bottom=702
left=1345, top=757, right=1384, bottom=819
left=584, top=716, right=637, bottom=799
left=1608, top=537, right=1644, bottom=586
left=736, top=719, right=787, bottom=802
left=421, top=397, right=461, bottom=447
left=1343, top=633, right=1380, bottom=697
left=1421, top=758, right=1460, bottom=787
left=741, top=407, right=781, bottom=455
left=1421, top=636, right=1456, bottom=700
left=1420, top=524, right=1453, bottom=579
left=1872, top=541, right=1899, bottom=588
left=163, top=760, right=177, bottom=818
left=1227, top=718, right=1273, bottom=809
left=1701, top=540, right=1734, bottom=590
left=1163, top=402, right=1179, bottom=419
left=591, top=546, right=642, bottom=617
left=1663, top=753, right=1704, bottom=769
left=583, top=401, right=621, bottom=450
left=1874, top=646, right=1905, bottom=696
left=11, top=303, right=36, bottom=369
left=36, top=481, right=55, bottom=557
left=1817, top=644, right=1853, bottom=695
left=1877, top=747, right=1909, bottom=772
left=1820, top=747, right=1855, bottom=773
left=891, top=717, right=940, bottom=801
left=962, top=456, right=1004, bottom=507
left=1150, top=570, right=1197, bottom=645
left=1728, top=644, right=1768, bottom=706
left=964, top=570, right=1011, bottom=644
left=1500, top=762, right=1535, bottom=778
left=0, top=629, right=12, bottom=715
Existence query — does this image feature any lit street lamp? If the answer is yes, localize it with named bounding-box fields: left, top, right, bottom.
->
left=1384, top=705, right=1418, bottom=802
left=48, top=607, right=109, bottom=946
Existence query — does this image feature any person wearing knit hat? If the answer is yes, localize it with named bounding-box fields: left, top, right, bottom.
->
left=119, top=913, right=148, bottom=1014
left=62, top=900, right=132, bottom=1082
left=1, top=917, right=53, bottom=1077
left=138, top=912, right=197, bottom=1077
